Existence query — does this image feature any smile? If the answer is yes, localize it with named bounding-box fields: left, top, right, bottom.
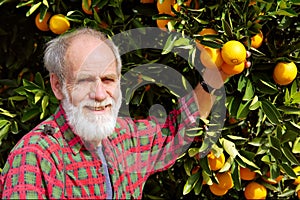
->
left=86, top=104, right=112, bottom=112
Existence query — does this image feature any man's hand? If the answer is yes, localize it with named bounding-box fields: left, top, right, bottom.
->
left=193, top=51, right=251, bottom=118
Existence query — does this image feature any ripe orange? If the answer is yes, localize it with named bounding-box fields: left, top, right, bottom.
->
left=251, top=30, right=264, bottom=48
left=263, top=171, right=283, bottom=184
left=207, top=152, right=225, bottom=171
left=156, top=19, right=170, bottom=31
left=199, top=28, right=217, bottom=36
left=273, top=61, right=298, bottom=86
left=157, top=0, right=176, bottom=15
left=221, top=40, right=247, bottom=65
left=209, top=183, right=228, bottom=196
left=244, top=182, right=267, bottom=200
left=293, top=166, right=300, bottom=185
left=215, top=171, right=234, bottom=190
left=35, top=12, right=51, bottom=31
left=82, top=0, right=93, bottom=15
left=240, top=167, right=256, bottom=181
left=221, top=61, right=245, bottom=75
left=196, top=28, right=218, bottom=50
left=49, top=14, right=70, bottom=35
left=99, top=21, right=109, bottom=29
left=200, top=47, right=223, bottom=69
left=140, top=0, right=154, bottom=3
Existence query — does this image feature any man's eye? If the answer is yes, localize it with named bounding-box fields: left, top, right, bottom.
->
left=102, top=78, right=115, bottom=83
left=77, top=78, right=92, bottom=84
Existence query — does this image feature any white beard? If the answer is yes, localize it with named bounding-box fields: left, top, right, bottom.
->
left=61, top=85, right=122, bottom=143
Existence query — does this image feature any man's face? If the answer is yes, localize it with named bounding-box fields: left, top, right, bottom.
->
left=60, top=35, right=122, bottom=143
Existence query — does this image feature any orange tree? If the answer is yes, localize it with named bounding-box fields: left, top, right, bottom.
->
left=0, top=0, right=299, bottom=199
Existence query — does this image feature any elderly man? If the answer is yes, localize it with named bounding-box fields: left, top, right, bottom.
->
left=0, top=27, right=248, bottom=199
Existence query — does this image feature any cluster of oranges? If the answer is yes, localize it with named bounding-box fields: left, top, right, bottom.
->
left=156, top=0, right=198, bottom=30
left=205, top=151, right=269, bottom=199
left=206, top=152, right=234, bottom=196
left=197, top=28, right=250, bottom=76
left=35, top=12, right=70, bottom=35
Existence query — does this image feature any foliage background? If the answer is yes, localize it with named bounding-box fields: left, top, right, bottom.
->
left=0, top=0, right=300, bottom=199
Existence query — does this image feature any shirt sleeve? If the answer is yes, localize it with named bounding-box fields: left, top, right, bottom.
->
left=150, top=92, right=200, bottom=172
left=111, top=92, right=200, bottom=176
left=0, top=135, right=65, bottom=199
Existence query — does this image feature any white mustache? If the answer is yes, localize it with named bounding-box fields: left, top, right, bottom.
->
left=80, top=99, right=114, bottom=108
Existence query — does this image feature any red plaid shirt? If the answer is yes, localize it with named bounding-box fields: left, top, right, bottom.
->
left=0, top=94, right=199, bottom=199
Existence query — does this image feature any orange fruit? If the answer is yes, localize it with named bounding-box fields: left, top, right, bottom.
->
left=221, top=40, right=247, bottom=65
left=221, top=61, right=245, bottom=75
left=240, top=167, right=256, bottom=181
left=82, top=0, right=93, bottom=15
left=207, top=152, right=225, bottom=171
left=200, top=47, right=223, bottom=69
left=251, top=30, right=264, bottom=48
left=215, top=171, right=234, bottom=190
left=209, top=183, right=228, bottom=196
left=263, top=171, right=283, bottom=184
left=244, top=182, right=267, bottom=200
left=49, top=14, right=70, bottom=35
left=199, top=28, right=218, bottom=36
left=156, top=19, right=170, bottom=31
left=196, top=28, right=218, bottom=50
left=99, top=21, right=109, bottom=29
left=293, top=166, right=300, bottom=185
left=157, top=0, right=176, bottom=15
left=273, top=61, right=298, bottom=86
left=249, top=0, right=256, bottom=6
left=35, top=12, right=51, bottom=31
left=140, top=0, right=154, bottom=3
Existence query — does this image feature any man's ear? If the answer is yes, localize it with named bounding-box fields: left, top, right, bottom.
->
left=50, top=73, right=64, bottom=100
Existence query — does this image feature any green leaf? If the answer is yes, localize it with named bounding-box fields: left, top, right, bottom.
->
left=231, top=161, right=242, bottom=190
left=0, top=123, right=10, bottom=140
left=0, top=119, right=10, bottom=129
left=236, top=100, right=251, bottom=119
left=188, top=147, right=200, bottom=157
left=281, top=144, right=300, bottom=165
left=249, top=95, right=260, bottom=110
left=291, top=92, right=300, bottom=104
left=278, top=106, right=300, bottom=115
left=173, top=38, right=190, bottom=47
left=238, top=154, right=259, bottom=169
left=269, top=136, right=281, bottom=150
left=184, top=159, right=194, bottom=177
left=260, top=99, right=282, bottom=125
left=257, top=79, right=278, bottom=94
left=162, top=35, right=178, bottom=54
left=280, top=163, right=297, bottom=178
left=193, top=177, right=203, bottom=195
left=21, top=107, right=40, bottom=123
left=0, top=108, right=16, bottom=118
left=222, top=19, right=233, bottom=38
left=293, top=137, right=300, bottom=154
left=220, top=138, right=238, bottom=158
left=199, top=156, right=212, bottom=176
left=242, top=79, right=254, bottom=101
left=34, top=72, right=45, bottom=90
left=183, top=173, right=200, bottom=195
left=16, top=0, right=34, bottom=8
left=10, top=120, right=19, bottom=134
left=26, top=2, right=42, bottom=17
left=34, top=91, right=44, bottom=104
left=8, top=96, right=27, bottom=101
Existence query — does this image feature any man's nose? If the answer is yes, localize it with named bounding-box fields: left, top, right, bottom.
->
left=89, top=81, right=108, bottom=101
